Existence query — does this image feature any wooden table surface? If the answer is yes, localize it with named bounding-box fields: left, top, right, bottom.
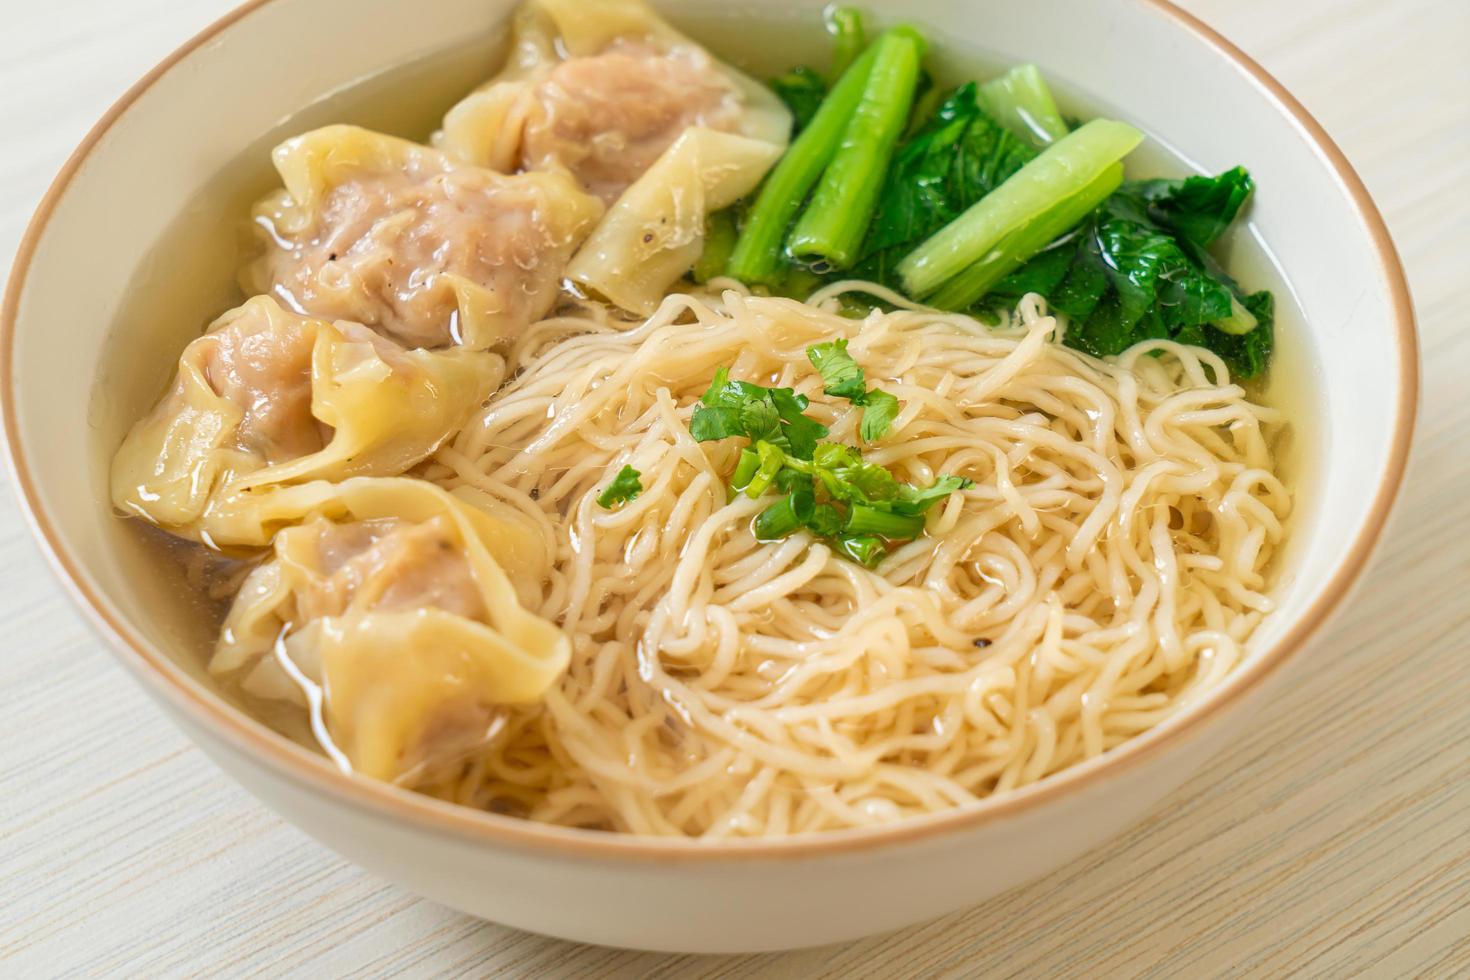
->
left=2, top=0, right=1466, bottom=975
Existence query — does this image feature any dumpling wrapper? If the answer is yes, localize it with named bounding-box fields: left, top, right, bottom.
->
left=434, top=0, right=790, bottom=202
left=566, top=127, right=782, bottom=314
left=211, top=477, right=567, bottom=784
left=111, top=295, right=499, bottom=541
left=243, top=125, right=604, bottom=350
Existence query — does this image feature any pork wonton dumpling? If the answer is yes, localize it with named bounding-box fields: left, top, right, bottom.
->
left=566, top=127, right=783, bottom=313
left=110, top=295, right=499, bottom=539
left=210, top=477, right=568, bottom=784
left=435, top=0, right=791, bottom=204
left=243, top=125, right=604, bottom=350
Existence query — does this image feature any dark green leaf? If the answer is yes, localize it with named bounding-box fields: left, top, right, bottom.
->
left=769, top=66, right=827, bottom=136
left=993, top=168, right=1274, bottom=378
left=692, top=367, right=829, bottom=453
left=739, top=396, right=784, bottom=445
left=769, top=386, right=828, bottom=459
left=1110, top=166, right=1254, bottom=250
left=689, top=405, right=746, bottom=442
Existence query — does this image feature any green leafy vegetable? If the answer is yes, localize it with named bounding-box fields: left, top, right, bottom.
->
left=926, top=161, right=1123, bottom=309
left=738, top=35, right=1276, bottom=379
left=1110, top=167, right=1255, bottom=252
left=769, top=66, right=827, bottom=135
left=899, top=118, right=1144, bottom=296
left=805, top=339, right=902, bottom=440
left=852, top=83, right=1037, bottom=287
left=976, top=64, right=1068, bottom=148
left=1175, top=291, right=1274, bottom=379
left=989, top=168, right=1273, bottom=379
left=596, top=465, right=643, bottom=508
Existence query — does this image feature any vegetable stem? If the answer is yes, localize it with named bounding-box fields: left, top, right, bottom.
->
left=927, top=161, right=1123, bottom=310
left=753, top=492, right=812, bottom=539
left=729, top=447, right=761, bottom=490
left=1213, top=294, right=1259, bottom=335
left=744, top=441, right=787, bottom=498
left=978, top=64, right=1069, bottom=148
left=693, top=210, right=739, bottom=283
left=836, top=534, right=886, bottom=566
left=788, top=28, right=926, bottom=270
left=725, top=43, right=882, bottom=284
left=845, top=504, right=925, bottom=538
left=897, top=118, right=1144, bottom=296
left=825, top=5, right=867, bottom=78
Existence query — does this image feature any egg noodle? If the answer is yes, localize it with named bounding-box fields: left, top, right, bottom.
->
left=411, top=283, right=1290, bottom=836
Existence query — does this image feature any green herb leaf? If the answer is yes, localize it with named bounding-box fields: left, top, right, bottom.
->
left=693, top=367, right=968, bottom=566
left=806, top=340, right=903, bottom=441
left=769, top=387, right=827, bottom=459
left=858, top=389, right=900, bottom=441
left=596, top=465, right=643, bottom=509
left=689, top=405, right=746, bottom=442
left=894, top=474, right=974, bottom=514
left=739, top=396, right=783, bottom=445
left=691, top=368, right=830, bottom=456
left=806, top=339, right=868, bottom=401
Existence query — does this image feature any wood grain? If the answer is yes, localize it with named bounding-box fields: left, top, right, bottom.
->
left=1, top=0, right=1466, bottom=975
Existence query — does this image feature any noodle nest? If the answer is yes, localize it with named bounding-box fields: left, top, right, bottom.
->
left=418, top=284, right=1289, bottom=837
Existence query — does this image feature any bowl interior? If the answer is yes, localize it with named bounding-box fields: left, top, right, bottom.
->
left=4, top=0, right=1412, bottom=833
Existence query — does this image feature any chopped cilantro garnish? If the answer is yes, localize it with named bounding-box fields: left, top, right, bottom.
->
left=805, top=339, right=902, bottom=440
left=596, top=465, right=643, bottom=508
left=858, top=389, right=900, bottom=441
left=688, top=359, right=971, bottom=567
left=691, top=367, right=830, bottom=459
left=806, top=339, right=868, bottom=401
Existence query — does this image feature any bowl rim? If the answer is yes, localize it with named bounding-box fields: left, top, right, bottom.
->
left=1, top=0, right=1418, bottom=861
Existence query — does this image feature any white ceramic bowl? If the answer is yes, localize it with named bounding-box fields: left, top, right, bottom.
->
left=1, top=0, right=1416, bottom=953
